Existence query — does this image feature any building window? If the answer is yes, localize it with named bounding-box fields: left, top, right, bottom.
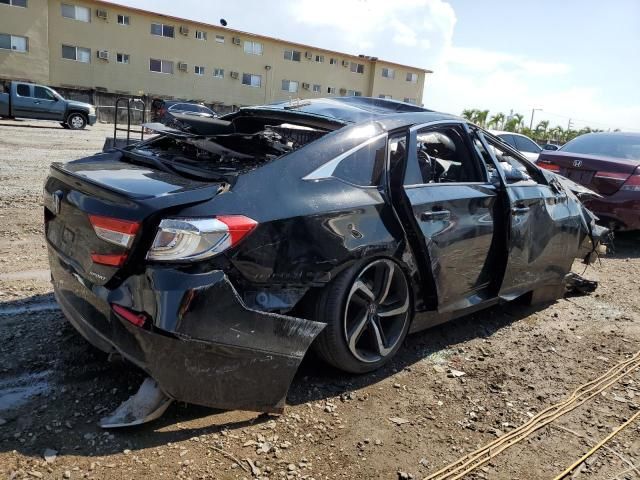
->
left=195, top=30, right=206, bottom=40
left=215, top=34, right=224, bottom=43
left=346, top=89, right=362, bottom=96
left=350, top=62, right=364, bottom=74
left=378, top=94, right=392, bottom=99
left=116, top=52, right=129, bottom=64
left=315, top=54, right=324, bottom=63
left=0, top=33, right=28, bottom=52
left=312, top=84, right=321, bottom=93
left=327, top=87, right=336, bottom=94
left=243, top=41, right=262, bottom=55
left=61, top=4, right=90, bottom=22
left=281, top=79, right=298, bottom=93
left=149, top=58, right=173, bottom=74
left=213, top=68, right=224, bottom=78
left=242, top=73, right=262, bottom=87
left=329, top=58, right=337, bottom=65
left=117, top=14, right=129, bottom=25
left=1, top=0, right=28, bottom=6
left=406, top=72, right=418, bottom=83
left=381, top=67, right=395, bottom=79
left=62, top=44, right=90, bottom=62
left=283, top=49, right=301, bottom=62
left=194, top=65, right=205, bottom=75
left=404, top=97, right=417, bottom=104
left=151, top=23, right=174, bottom=38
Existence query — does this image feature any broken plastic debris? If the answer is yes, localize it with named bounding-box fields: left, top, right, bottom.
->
left=100, top=377, right=172, bottom=428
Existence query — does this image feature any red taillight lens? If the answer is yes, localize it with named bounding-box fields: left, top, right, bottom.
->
left=216, top=215, right=259, bottom=245
left=147, top=215, right=258, bottom=262
left=89, top=215, right=140, bottom=248
left=537, top=159, right=560, bottom=172
left=621, top=168, right=640, bottom=191
left=111, top=304, right=147, bottom=327
left=91, top=252, right=128, bottom=267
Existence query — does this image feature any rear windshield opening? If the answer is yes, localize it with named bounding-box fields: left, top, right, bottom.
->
left=127, top=116, right=334, bottom=181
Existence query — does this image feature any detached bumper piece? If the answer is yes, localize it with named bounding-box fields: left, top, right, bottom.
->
left=51, top=253, right=325, bottom=416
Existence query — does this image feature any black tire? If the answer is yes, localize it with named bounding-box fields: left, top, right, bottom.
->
left=313, top=258, right=412, bottom=373
left=67, top=112, right=87, bottom=130
left=60, top=122, right=70, bottom=129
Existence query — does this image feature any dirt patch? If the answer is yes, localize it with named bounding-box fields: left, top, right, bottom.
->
left=0, top=120, right=639, bottom=480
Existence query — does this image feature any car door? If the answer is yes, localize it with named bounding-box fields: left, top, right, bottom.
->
left=33, top=86, right=65, bottom=120
left=12, top=83, right=39, bottom=118
left=392, top=121, right=501, bottom=313
left=478, top=131, right=582, bottom=299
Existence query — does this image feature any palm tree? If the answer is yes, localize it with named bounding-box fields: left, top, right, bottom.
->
left=461, top=109, right=477, bottom=121
left=487, top=112, right=505, bottom=130
left=512, top=113, right=525, bottom=132
left=474, top=109, right=489, bottom=127
left=535, top=120, right=550, bottom=139
left=504, top=118, right=519, bottom=132
left=548, top=126, right=564, bottom=142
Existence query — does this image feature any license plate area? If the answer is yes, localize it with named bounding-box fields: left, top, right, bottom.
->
left=560, top=168, right=595, bottom=185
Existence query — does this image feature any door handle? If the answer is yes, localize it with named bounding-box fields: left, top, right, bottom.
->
left=511, top=205, right=530, bottom=215
left=33, top=101, right=41, bottom=104
left=421, top=209, right=451, bottom=221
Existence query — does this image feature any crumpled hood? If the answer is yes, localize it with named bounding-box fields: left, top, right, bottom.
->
left=66, top=99, right=95, bottom=111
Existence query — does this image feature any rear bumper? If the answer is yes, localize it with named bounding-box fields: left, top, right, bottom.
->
left=586, top=191, right=640, bottom=230
left=49, top=248, right=324, bottom=413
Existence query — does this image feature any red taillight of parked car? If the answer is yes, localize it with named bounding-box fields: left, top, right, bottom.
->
left=88, top=214, right=140, bottom=267
left=621, top=168, right=640, bottom=192
left=111, top=304, right=147, bottom=327
left=537, top=159, right=560, bottom=172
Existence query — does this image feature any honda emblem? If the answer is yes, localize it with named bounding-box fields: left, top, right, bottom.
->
left=572, top=159, right=583, bottom=168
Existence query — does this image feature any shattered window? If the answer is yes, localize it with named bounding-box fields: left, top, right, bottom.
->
left=486, top=137, right=539, bottom=185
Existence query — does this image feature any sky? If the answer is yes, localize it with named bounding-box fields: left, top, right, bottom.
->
left=107, top=0, right=640, bottom=131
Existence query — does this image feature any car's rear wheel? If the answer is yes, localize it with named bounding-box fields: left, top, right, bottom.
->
left=314, top=258, right=411, bottom=373
left=67, top=112, right=87, bottom=130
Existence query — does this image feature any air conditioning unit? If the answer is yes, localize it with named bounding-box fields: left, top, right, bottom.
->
left=232, top=37, right=241, bottom=45
left=178, top=62, right=188, bottom=71
left=339, top=87, right=347, bottom=94
left=302, top=82, right=310, bottom=90
left=179, top=25, right=189, bottom=35
left=97, top=50, right=109, bottom=60
left=96, top=9, right=108, bottom=19
left=342, top=60, right=349, bottom=67
left=230, top=71, right=239, bottom=79
left=304, top=51, right=312, bottom=60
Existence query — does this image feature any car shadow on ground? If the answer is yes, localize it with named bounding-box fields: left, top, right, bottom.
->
left=0, top=291, right=548, bottom=458
left=606, top=231, right=640, bottom=259
left=0, top=121, right=67, bottom=130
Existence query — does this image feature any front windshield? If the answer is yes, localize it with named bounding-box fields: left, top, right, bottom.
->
left=562, top=134, right=640, bottom=160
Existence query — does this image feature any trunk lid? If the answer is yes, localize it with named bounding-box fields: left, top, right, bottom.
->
left=538, top=151, right=639, bottom=196
left=44, top=151, right=222, bottom=285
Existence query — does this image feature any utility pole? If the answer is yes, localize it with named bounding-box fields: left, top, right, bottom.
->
left=530, top=107, right=542, bottom=130
left=567, top=118, right=573, bottom=131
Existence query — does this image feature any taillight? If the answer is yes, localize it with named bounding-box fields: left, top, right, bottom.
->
left=621, top=168, right=640, bottom=192
left=147, top=215, right=258, bottom=262
left=111, top=304, right=147, bottom=327
left=88, top=215, right=140, bottom=267
left=537, top=159, right=560, bottom=172
left=89, top=215, right=139, bottom=248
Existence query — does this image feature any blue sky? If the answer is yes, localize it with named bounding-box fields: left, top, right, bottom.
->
left=108, top=0, right=640, bottom=130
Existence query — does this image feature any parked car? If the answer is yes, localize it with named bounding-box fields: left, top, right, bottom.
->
left=0, top=81, right=96, bottom=129
left=538, top=132, right=640, bottom=230
left=543, top=143, right=561, bottom=151
left=150, top=98, right=217, bottom=123
left=491, top=130, right=542, bottom=162
left=44, top=97, right=607, bottom=415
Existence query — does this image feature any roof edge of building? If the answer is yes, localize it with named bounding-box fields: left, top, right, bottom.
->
left=98, top=0, right=432, bottom=74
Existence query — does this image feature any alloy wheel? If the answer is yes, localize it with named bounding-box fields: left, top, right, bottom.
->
left=69, top=114, right=86, bottom=129
left=343, top=259, right=410, bottom=363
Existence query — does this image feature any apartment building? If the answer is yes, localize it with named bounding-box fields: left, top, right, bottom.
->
left=0, top=0, right=431, bottom=108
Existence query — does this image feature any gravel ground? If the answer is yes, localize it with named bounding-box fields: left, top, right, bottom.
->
left=0, top=119, right=639, bottom=480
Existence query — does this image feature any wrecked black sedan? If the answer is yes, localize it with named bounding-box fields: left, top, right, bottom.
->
left=44, top=97, right=606, bottom=417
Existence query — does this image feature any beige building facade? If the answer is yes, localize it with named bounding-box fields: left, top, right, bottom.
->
left=1, top=0, right=430, bottom=108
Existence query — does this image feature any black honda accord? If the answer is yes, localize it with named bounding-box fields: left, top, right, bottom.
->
left=44, top=97, right=606, bottom=415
